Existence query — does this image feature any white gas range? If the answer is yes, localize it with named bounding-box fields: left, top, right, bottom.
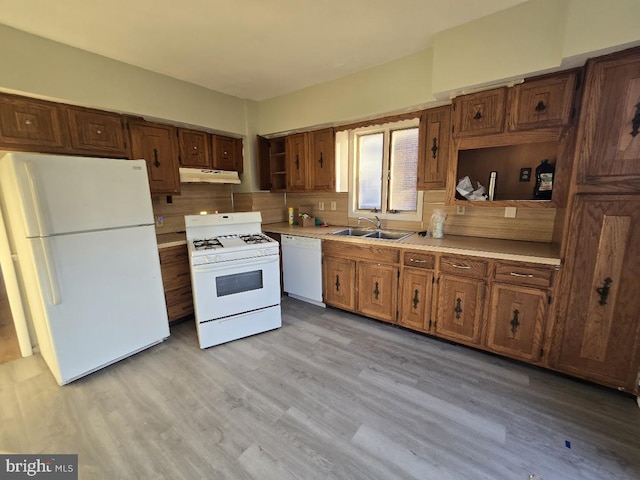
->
left=185, top=212, right=281, bottom=349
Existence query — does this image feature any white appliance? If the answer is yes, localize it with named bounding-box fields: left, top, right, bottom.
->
left=281, top=235, right=325, bottom=308
left=0, top=151, right=170, bottom=385
left=185, top=212, right=281, bottom=349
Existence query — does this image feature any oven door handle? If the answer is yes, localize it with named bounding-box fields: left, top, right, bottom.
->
left=192, top=255, right=278, bottom=273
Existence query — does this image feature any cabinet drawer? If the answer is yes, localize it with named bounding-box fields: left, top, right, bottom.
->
left=494, top=263, right=554, bottom=288
left=403, top=251, right=435, bottom=269
left=440, top=256, right=487, bottom=278
left=323, top=240, right=399, bottom=264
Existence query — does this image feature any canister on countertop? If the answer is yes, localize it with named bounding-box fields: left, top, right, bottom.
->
left=287, top=207, right=299, bottom=225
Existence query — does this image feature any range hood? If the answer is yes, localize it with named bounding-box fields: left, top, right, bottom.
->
left=179, top=168, right=241, bottom=184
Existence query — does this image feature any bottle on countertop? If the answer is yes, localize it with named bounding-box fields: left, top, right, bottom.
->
left=487, top=171, right=497, bottom=201
left=534, top=159, right=555, bottom=200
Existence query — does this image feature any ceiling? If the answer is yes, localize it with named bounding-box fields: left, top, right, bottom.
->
left=0, top=0, right=528, bottom=101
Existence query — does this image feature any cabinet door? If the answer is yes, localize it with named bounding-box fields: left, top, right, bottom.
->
left=436, top=274, right=485, bottom=344
left=309, top=128, right=335, bottom=191
left=129, top=121, right=180, bottom=195
left=417, top=106, right=451, bottom=189
left=508, top=71, right=577, bottom=131
left=286, top=132, right=308, bottom=191
left=0, top=94, right=69, bottom=151
left=452, top=88, right=506, bottom=138
left=213, top=135, right=243, bottom=172
left=358, top=262, right=398, bottom=323
left=159, top=244, right=194, bottom=322
left=66, top=107, right=128, bottom=157
left=555, top=195, right=640, bottom=391
left=576, top=47, right=640, bottom=192
left=399, top=267, right=433, bottom=331
left=487, top=283, right=547, bottom=362
left=178, top=129, right=211, bottom=168
left=323, top=256, right=356, bottom=311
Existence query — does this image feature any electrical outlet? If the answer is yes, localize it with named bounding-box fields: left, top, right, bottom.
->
left=156, top=216, right=164, bottom=227
left=456, top=206, right=465, bottom=215
left=504, top=207, right=517, bottom=218
left=318, top=201, right=324, bottom=211
left=330, top=201, right=337, bottom=211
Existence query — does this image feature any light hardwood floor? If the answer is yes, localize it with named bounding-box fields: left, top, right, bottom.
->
left=1, top=296, right=639, bottom=479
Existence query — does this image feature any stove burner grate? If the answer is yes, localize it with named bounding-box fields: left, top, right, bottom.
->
left=240, top=234, right=272, bottom=245
left=193, top=238, right=223, bottom=250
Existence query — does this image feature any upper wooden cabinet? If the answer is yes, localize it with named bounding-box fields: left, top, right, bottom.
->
left=66, top=107, right=128, bottom=157
left=575, top=47, right=640, bottom=193
left=508, top=71, right=578, bottom=131
left=417, top=106, right=451, bottom=189
left=178, top=128, right=211, bottom=168
left=258, top=129, right=335, bottom=192
left=452, top=88, right=507, bottom=138
left=128, top=120, right=180, bottom=195
left=212, top=134, right=243, bottom=172
left=286, top=132, right=308, bottom=191
left=0, top=93, right=69, bottom=152
left=308, top=128, right=335, bottom=191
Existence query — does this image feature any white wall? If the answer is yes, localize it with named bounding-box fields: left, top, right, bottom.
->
left=258, top=0, right=640, bottom=135
left=0, top=23, right=248, bottom=135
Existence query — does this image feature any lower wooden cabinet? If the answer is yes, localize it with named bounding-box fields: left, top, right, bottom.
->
left=398, top=267, right=433, bottom=331
left=553, top=195, right=640, bottom=392
left=486, top=283, right=548, bottom=362
left=159, top=244, right=194, bottom=322
left=323, top=255, right=356, bottom=311
left=436, top=274, right=485, bottom=345
left=358, top=262, right=398, bottom=323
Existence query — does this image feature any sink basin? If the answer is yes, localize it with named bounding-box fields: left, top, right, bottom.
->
left=364, top=230, right=413, bottom=241
left=330, top=227, right=374, bottom=236
left=330, top=228, right=413, bottom=241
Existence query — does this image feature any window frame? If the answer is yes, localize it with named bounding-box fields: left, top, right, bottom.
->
left=347, top=118, right=423, bottom=223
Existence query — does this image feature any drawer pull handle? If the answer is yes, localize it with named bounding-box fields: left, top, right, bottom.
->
left=412, top=289, right=420, bottom=309
left=319, top=152, right=323, bottom=168
left=410, top=258, right=427, bottom=263
left=631, top=103, right=640, bottom=137
left=452, top=264, right=471, bottom=269
left=510, top=272, right=534, bottom=278
left=335, top=274, right=341, bottom=292
left=373, top=282, right=380, bottom=300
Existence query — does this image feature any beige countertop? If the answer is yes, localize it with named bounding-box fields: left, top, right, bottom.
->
left=263, top=222, right=561, bottom=266
left=156, top=232, right=187, bottom=249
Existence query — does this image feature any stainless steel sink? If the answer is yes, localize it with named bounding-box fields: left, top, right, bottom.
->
left=364, top=230, right=413, bottom=240
left=330, top=227, right=374, bottom=236
left=330, top=228, right=413, bottom=241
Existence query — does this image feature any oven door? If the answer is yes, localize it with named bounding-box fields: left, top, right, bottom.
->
left=191, top=254, right=280, bottom=322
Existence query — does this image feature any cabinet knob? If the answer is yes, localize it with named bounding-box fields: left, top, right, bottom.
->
left=631, top=102, right=640, bottom=137
left=510, top=309, right=520, bottom=335
left=25, top=119, right=32, bottom=125
left=596, top=277, right=613, bottom=305
left=193, top=146, right=198, bottom=150
left=473, top=111, right=482, bottom=120
left=534, top=101, right=547, bottom=112
left=431, top=137, right=438, bottom=159
left=96, top=129, right=102, bottom=134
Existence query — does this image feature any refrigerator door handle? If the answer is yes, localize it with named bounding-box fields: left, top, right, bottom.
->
left=39, top=237, right=61, bottom=306
left=22, top=161, right=49, bottom=237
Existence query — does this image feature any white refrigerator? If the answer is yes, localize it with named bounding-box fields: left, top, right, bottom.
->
left=0, top=151, right=170, bottom=385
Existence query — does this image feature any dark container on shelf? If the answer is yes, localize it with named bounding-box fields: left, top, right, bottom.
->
left=534, top=159, right=555, bottom=200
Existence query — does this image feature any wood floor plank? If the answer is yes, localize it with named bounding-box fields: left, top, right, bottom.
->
left=0, top=296, right=638, bottom=479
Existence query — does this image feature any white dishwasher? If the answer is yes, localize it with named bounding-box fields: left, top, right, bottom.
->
left=281, top=234, right=325, bottom=308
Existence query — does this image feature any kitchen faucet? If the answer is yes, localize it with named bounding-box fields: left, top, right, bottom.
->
left=358, top=215, right=381, bottom=229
